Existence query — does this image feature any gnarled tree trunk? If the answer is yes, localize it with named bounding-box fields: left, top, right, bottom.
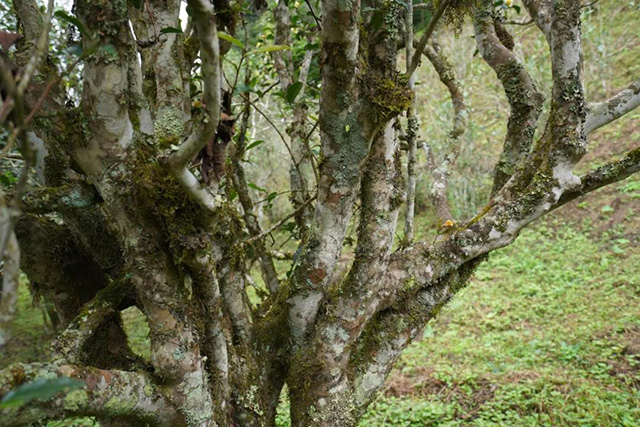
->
left=0, top=0, right=639, bottom=425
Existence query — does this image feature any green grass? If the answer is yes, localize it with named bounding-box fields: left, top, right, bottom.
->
left=360, top=217, right=640, bottom=426
left=0, top=277, right=53, bottom=369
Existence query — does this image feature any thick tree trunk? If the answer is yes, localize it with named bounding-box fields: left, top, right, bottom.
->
left=1, top=0, right=639, bottom=426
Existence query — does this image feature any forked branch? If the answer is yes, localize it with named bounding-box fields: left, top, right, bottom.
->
left=165, top=0, right=221, bottom=210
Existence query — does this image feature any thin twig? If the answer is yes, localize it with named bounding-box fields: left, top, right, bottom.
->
left=504, top=17, right=534, bottom=25
left=243, top=94, right=304, bottom=180
left=407, top=0, right=450, bottom=77
left=243, top=194, right=317, bottom=244
left=304, top=0, right=322, bottom=31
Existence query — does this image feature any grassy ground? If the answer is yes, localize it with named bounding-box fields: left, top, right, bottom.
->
left=360, top=211, right=640, bottom=426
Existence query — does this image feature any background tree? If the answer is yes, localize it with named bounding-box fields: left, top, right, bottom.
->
left=0, top=0, right=639, bottom=426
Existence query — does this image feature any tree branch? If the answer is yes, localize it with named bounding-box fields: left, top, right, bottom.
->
left=584, top=78, right=640, bottom=135
left=16, top=0, right=54, bottom=97
left=290, top=122, right=403, bottom=412
left=522, top=0, right=552, bottom=38
left=474, top=7, right=544, bottom=194
left=286, top=0, right=367, bottom=344
left=242, top=194, right=317, bottom=245
left=349, top=258, right=479, bottom=412
left=404, top=2, right=419, bottom=243
left=165, top=0, right=221, bottom=210
left=407, top=0, right=450, bottom=78
left=0, top=363, right=178, bottom=426
left=554, top=147, right=640, bottom=209
left=0, top=230, right=19, bottom=349
left=231, top=92, right=280, bottom=293
left=547, top=0, right=586, bottom=166
left=19, top=182, right=100, bottom=214
left=271, top=4, right=316, bottom=238
left=51, top=281, right=128, bottom=364
left=422, top=41, right=468, bottom=226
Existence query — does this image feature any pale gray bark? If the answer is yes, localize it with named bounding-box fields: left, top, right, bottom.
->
left=287, top=0, right=367, bottom=344
left=420, top=41, right=468, bottom=227
left=585, top=78, right=640, bottom=134
left=403, top=3, right=419, bottom=243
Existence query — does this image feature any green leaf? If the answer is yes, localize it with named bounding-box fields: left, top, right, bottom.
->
left=246, top=45, right=290, bottom=55
left=54, top=10, right=91, bottom=39
left=245, top=140, right=265, bottom=151
left=512, top=4, right=521, bottom=13
left=266, top=192, right=278, bottom=202
left=286, top=81, right=303, bottom=104
left=0, top=171, right=17, bottom=186
left=129, top=0, right=143, bottom=8
left=160, top=27, right=183, bottom=34
left=247, top=182, right=267, bottom=193
left=0, top=377, right=85, bottom=409
left=218, top=32, right=244, bottom=50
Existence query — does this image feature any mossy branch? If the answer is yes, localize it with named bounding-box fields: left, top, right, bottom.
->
left=554, top=147, right=640, bottom=209
left=19, top=182, right=100, bottom=214
left=51, top=281, right=130, bottom=364
left=0, top=363, right=177, bottom=426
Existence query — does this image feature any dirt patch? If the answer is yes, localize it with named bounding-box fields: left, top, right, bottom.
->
left=550, top=189, right=640, bottom=240
left=608, top=325, right=640, bottom=389
left=384, top=367, right=496, bottom=419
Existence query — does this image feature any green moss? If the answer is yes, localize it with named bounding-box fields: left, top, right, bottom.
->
left=103, top=395, right=136, bottom=414
left=140, top=384, right=153, bottom=399
left=63, top=389, right=89, bottom=411
left=154, top=107, right=185, bottom=149
left=366, top=74, right=413, bottom=123
left=76, top=0, right=129, bottom=39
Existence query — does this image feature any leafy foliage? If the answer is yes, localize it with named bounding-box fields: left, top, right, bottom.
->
left=0, top=378, right=85, bottom=409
